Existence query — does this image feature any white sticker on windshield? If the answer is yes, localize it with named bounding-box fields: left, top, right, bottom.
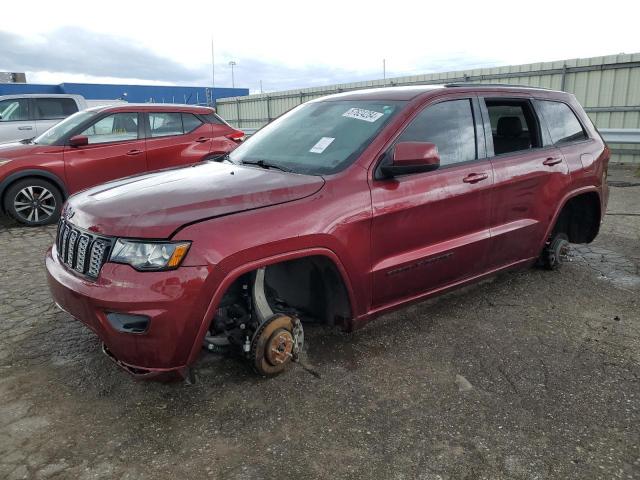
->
left=342, top=107, right=384, bottom=123
left=309, top=136, right=335, bottom=154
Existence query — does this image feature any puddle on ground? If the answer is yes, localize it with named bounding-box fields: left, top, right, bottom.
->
left=571, top=245, right=640, bottom=290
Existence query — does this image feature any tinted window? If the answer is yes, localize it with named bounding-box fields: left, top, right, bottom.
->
left=0, top=99, right=30, bottom=122
left=35, top=98, right=78, bottom=120
left=81, top=113, right=139, bottom=144
left=485, top=100, right=540, bottom=155
left=536, top=100, right=587, bottom=145
left=202, top=113, right=225, bottom=125
left=150, top=112, right=183, bottom=137
left=396, top=99, right=476, bottom=166
left=182, top=113, right=203, bottom=133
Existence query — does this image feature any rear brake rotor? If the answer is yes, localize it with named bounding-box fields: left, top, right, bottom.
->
left=250, top=314, right=303, bottom=377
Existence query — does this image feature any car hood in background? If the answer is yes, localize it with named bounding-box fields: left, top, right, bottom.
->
left=66, top=162, right=325, bottom=238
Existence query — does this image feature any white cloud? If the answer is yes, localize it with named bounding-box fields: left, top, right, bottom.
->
left=2, top=0, right=639, bottom=91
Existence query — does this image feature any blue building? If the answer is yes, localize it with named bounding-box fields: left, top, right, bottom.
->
left=0, top=82, right=248, bottom=106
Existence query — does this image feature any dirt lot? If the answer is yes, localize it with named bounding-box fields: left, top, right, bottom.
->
left=0, top=166, right=638, bottom=480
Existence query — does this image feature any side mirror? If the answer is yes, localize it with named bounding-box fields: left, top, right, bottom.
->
left=68, top=135, right=89, bottom=147
left=381, top=142, right=440, bottom=177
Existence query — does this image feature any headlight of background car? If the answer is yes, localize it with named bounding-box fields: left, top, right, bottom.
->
left=110, top=239, right=191, bottom=271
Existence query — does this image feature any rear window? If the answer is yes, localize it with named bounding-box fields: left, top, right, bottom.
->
left=536, top=100, right=587, bottom=145
left=35, top=98, right=78, bottom=120
left=149, top=112, right=183, bottom=137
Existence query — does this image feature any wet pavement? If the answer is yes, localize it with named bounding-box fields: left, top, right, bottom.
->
left=0, top=165, right=638, bottom=479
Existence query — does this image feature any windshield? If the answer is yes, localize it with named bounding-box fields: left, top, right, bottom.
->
left=33, top=110, right=98, bottom=145
left=229, top=100, right=405, bottom=175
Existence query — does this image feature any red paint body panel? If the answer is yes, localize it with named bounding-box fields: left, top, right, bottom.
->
left=44, top=86, right=609, bottom=375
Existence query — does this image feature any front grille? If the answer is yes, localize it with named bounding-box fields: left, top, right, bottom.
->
left=56, top=220, right=113, bottom=279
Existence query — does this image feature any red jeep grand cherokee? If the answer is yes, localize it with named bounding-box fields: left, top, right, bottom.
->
left=0, top=104, right=243, bottom=226
left=46, top=85, right=609, bottom=378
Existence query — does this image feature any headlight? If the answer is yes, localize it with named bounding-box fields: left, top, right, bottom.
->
left=110, top=239, right=191, bottom=271
left=0, top=159, right=12, bottom=167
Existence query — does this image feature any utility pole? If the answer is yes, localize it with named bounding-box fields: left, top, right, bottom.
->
left=260, top=80, right=263, bottom=94
left=211, top=38, right=215, bottom=90
left=229, top=61, right=237, bottom=88
left=383, top=59, right=386, bottom=85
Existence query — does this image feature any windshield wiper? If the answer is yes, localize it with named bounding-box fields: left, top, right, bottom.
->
left=241, top=160, right=291, bottom=173
left=20, top=137, right=35, bottom=144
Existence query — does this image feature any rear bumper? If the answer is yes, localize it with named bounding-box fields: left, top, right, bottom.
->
left=45, top=245, right=212, bottom=374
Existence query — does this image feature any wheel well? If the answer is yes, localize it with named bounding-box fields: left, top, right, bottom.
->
left=552, top=192, right=601, bottom=244
left=217, top=255, right=353, bottom=330
left=1, top=173, right=67, bottom=213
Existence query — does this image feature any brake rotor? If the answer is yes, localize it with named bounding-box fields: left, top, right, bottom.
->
left=545, top=234, right=570, bottom=270
left=251, top=313, right=303, bottom=377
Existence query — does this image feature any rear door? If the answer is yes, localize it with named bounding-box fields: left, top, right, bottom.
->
left=480, top=95, right=571, bottom=269
left=0, top=98, right=35, bottom=142
left=369, top=95, right=494, bottom=308
left=34, top=97, right=79, bottom=135
left=63, top=111, right=147, bottom=192
left=144, top=112, right=215, bottom=170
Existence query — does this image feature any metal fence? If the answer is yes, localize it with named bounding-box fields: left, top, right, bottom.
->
left=219, top=53, right=640, bottom=163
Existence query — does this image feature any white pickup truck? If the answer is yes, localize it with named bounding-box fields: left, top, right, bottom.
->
left=0, top=94, right=126, bottom=144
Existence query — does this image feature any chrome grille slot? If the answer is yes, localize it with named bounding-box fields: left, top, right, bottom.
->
left=55, top=221, right=112, bottom=280
left=66, top=230, right=78, bottom=266
left=75, top=235, right=90, bottom=273
left=88, top=240, right=108, bottom=278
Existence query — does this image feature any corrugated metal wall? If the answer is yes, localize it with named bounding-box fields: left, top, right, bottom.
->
left=217, top=53, right=640, bottom=163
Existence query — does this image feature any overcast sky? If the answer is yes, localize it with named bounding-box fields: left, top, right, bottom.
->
left=2, top=0, right=639, bottom=93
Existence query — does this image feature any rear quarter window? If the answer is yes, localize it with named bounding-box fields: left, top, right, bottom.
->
left=536, top=100, right=588, bottom=145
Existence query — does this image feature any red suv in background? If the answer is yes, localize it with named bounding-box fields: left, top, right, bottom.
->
left=46, top=85, right=609, bottom=379
left=0, top=104, right=244, bottom=225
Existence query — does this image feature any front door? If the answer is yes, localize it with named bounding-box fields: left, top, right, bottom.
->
left=64, top=111, right=147, bottom=193
left=370, top=96, right=494, bottom=308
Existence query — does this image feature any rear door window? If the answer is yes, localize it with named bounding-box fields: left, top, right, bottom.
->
left=396, top=99, right=477, bottom=167
left=182, top=113, right=203, bottom=133
left=0, top=98, right=30, bottom=122
left=35, top=98, right=78, bottom=120
left=484, top=99, right=541, bottom=155
left=535, top=100, right=588, bottom=145
left=149, top=112, right=183, bottom=137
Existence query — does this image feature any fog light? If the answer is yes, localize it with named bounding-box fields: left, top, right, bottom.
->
left=106, top=313, right=150, bottom=334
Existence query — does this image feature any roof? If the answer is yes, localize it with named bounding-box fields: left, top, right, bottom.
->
left=311, top=84, right=567, bottom=102
left=91, top=103, right=215, bottom=113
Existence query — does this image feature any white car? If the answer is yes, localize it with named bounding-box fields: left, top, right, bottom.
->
left=0, top=94, right=124, bottom=144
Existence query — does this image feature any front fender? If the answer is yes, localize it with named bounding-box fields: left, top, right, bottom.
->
left=184, top=246, right=359, bottom=366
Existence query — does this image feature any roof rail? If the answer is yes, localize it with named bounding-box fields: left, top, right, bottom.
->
left=444, top=83, right=557, bottom=91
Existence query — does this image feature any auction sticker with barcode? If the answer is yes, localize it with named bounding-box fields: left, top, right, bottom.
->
left=342, top=107, right=384, bottom=122
left=309, top=136, right=335, bottom=153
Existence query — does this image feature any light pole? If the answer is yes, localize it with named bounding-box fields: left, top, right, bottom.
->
left=229, top=61, right=237, bottom=88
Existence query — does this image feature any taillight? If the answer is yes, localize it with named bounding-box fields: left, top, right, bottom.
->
left=225, top=130, right=245, bottom=143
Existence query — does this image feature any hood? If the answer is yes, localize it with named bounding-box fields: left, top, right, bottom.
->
left=0, top=141, right=41, bottom=159
left=66, top=162, right=325, bottom=238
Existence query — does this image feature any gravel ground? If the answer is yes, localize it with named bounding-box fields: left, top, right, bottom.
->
left=0, top=166, right=638, bottom=479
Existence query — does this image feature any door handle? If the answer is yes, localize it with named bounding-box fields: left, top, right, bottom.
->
left=543, top=157, right=562, bottom=166
left=18, top=126, right=33, bottom=130
left=126, top=149, right=143, bottom=156
left=463, top=173, right=489, bottom=184
left=195, top=137, right=209, bottom=143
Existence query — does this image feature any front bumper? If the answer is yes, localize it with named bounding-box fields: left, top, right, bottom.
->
left=45, top=245, right=213, bottom=375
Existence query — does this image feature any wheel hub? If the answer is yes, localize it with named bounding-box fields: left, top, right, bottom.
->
left=250, top=314, right=303, bottom=376
left=265, top=329, right=294, bottom=366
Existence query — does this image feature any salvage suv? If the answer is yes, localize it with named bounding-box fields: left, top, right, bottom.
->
left=46, top=85, right=609, bottom=379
